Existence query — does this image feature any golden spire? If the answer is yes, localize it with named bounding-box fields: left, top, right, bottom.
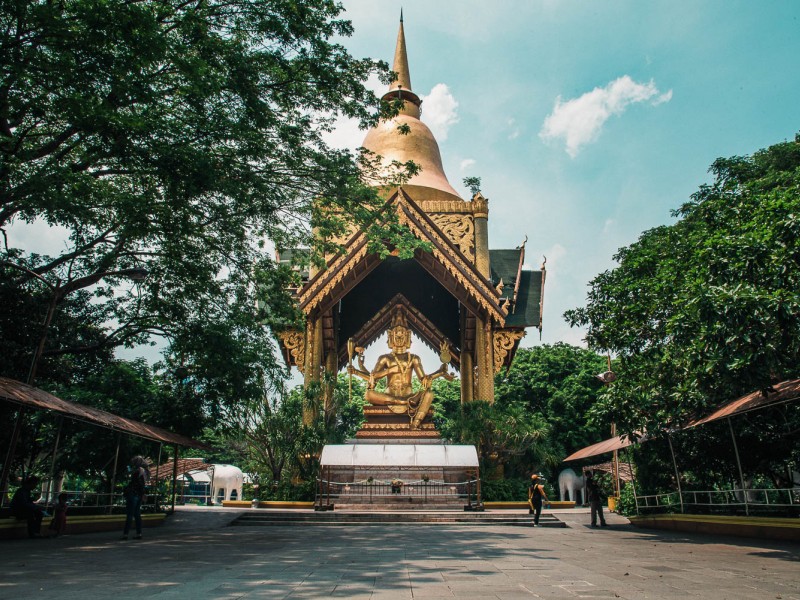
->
left=389, top=10, right=412, bottom=93
left=361, top=13, right=462, bottom=203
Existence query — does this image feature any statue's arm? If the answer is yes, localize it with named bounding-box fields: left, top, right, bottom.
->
left=348, top=353, right=371, bottom=381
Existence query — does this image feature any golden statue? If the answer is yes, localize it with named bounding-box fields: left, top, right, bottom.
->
left=348, top=310, right=454, bottom=429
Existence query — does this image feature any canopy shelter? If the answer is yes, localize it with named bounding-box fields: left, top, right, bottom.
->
left=316, top=444, right=482, bottom=511
left=687, top=379, right=800, bottom=428
left=0, top=377, right=209, bottom=512
left=562, top=379, right=800, bottom=516
left=0, top=377, right=209, bottom=449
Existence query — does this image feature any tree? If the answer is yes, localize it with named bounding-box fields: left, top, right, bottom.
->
left=495, top=344, right=609, bottom=458
left=1, top=0, right=418, bottom=381
left=565, top=134, right=800, bottom=436
left=221, top=375, right=365, bottom=485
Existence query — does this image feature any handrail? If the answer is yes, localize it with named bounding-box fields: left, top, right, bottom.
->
left=635, top=486, right=799, bottom=513
left=7, top=489, right=168, bottom=513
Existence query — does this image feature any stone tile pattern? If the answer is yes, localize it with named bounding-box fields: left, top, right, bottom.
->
left=1, top=507, right=798, bottom=599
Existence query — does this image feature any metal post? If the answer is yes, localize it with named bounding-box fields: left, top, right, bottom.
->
left=626, top=452, right=640, bottom=516
left=155, top=443, right=163, bottom=510
left=108, top=432, right=122, bottom=513
left=0, top=409, right=25, bottom=508
left=46, top=417, right=63, bottom=504
left=476, top=466, right=482, bottom=508
left=666, top=434, right=684, bottom=513
left=727, top=417, right=749, bottom=516
left=326, top=465, right=331, bottom=510
left=170, top=445, right=179, bottom=514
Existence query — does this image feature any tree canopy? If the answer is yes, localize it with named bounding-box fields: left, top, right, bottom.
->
left=434, top=343, right=608, bottom=481
left=0, top=0, right=420, bottom=412
left=566, top=134, right=800, bottom=436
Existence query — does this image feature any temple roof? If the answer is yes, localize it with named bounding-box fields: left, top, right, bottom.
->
left=361, top=16, right=462, bottom=204
left=490, top=249, right=545, bottom=331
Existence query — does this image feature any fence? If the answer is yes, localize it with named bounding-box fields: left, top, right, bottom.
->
left=635, top=486, right=800, bottom=516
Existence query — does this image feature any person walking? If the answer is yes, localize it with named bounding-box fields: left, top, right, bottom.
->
left=121, top=456, right=148, bottom=540
left=585, top=471, right=607, bottom=527
left=528, top=474, right=548, bottom=526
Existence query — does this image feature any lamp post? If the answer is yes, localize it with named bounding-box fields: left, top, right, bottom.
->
left=0, top=261, right=148, bottom=507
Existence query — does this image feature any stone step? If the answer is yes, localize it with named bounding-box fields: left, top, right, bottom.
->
left=230, top=511, right=566, bottom=528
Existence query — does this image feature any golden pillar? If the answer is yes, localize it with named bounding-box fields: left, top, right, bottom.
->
left=471, top=193, right=494, bottom=403
left=460, top=350, right=474, bottom=403
left=472, top=193, right=490, bottom=279
left=302, top=316, right=324, bottom=425
left=474, top=316, right=494, bottom=403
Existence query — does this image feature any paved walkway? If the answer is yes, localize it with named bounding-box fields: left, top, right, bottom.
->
left=1, top=506, right=798, bottom=599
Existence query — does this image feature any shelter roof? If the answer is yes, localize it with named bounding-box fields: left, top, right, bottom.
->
left=584, top=461, right=635, bottom=482
left=563, top=434, right=644, bottom=462
left=150, top=459, right=210, bottom=481
left=0, top=377, right=210, bottom=450
left=688, top=379, right=800, bottom=427
left=320, top=444, right=478, bottom=468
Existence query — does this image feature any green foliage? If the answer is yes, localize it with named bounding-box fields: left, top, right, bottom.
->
left=481, top=478, right=530, bottom=502
left=566, top=134, right=800, bottom=436
left=462, top=176, right=482, bottom=196
left=0, top=0, right=420, bottom=417
left=433, top=344, right=609, bottom=482
left=616, top=482, right=637, bottom=517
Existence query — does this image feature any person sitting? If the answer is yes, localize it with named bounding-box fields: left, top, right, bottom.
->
left=10, top=476, right=46, bottom=538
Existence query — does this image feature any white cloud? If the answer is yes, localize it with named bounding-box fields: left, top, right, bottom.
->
left=420, top=83, right=459, bottom=141
left=460, top=158, right=476, bottom=171
left=539, top=76, right=672, bottom=157
left=507, top=118, right=521, bottom=140
left=603, top=218, right=614, bottom=234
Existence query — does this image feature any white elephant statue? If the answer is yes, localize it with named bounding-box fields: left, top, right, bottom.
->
left=558, top=467, right=586, bottom=503
left=210, top=464, right=244, bottom=503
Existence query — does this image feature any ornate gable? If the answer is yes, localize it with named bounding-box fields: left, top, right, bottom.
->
left=298, top=188, right=507, bottom=326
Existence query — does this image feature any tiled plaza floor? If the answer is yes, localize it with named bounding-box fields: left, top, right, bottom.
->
left=1, top=506, right=797, bottom=599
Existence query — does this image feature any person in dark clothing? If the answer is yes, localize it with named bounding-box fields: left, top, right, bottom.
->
left=121, top=456, right=148, bottom=540
left=10, top=476, right=46, bottom=538
left=585, top=472, right=607, bottom=527
left=528, top=474, right=548, bottom=526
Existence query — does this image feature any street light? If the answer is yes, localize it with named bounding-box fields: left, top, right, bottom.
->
left=0, top=260, right=149, bottom=507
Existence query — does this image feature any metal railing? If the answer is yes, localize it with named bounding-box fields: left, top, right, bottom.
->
left=315, top=478, right=481, bottom=510
left=14, top=489, right=168, bottom=513
left=636, top=487, right=800, bottom=515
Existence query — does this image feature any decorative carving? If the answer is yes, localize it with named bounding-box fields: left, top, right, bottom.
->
left=495, top=278, right=504, bottom=295
left=418, top=199, right=475, bottom=214
left=394, top=196, right=506, bottom=325
left=471, top=193, right=489, bottom=219
left=279, top=330, right=306, bottom=374
left=298, top=241, right=370, bottom=308
left=430, top=213, right=475, bottom=262
left=299, top=191, right=508, bottom=325
left=493, top=329, right=525, bottom=373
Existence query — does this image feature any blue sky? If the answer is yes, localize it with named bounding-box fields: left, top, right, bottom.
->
left=333, top=0, right=800, bottom=350
left=8, top=2, right=799, bottom=373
